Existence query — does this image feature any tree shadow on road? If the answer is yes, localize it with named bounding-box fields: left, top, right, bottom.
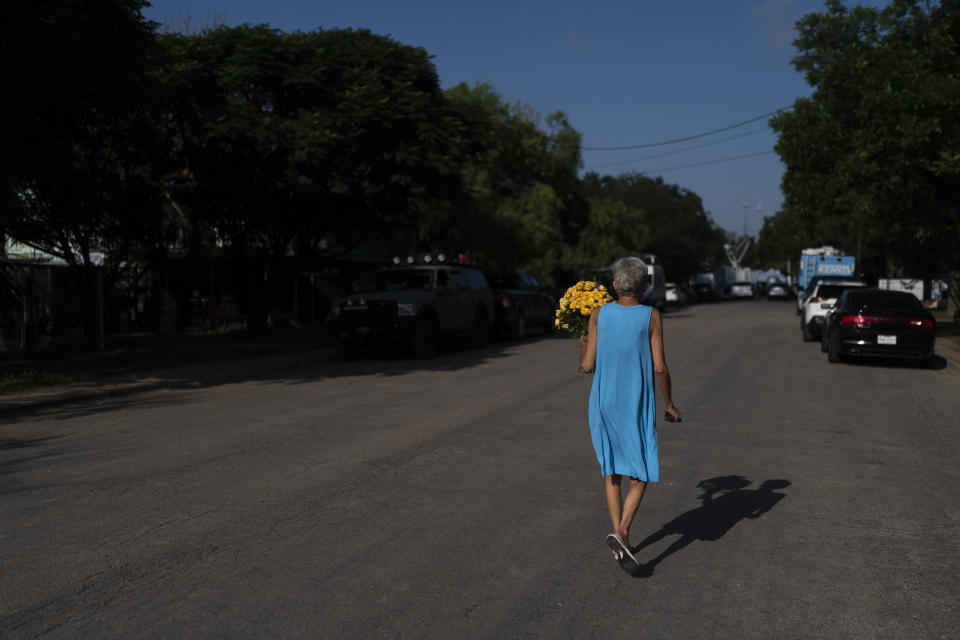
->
left=832, top=354, right=947, bottom=371
left=0, top=435, right=64, bottom=480
left=623, top=475, right=791, bottom=578
left=1, top=331, right=564, bottom=423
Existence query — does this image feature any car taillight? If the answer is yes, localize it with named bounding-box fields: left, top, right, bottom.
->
left=813, top=296, right=824, bottom=302
left=500, top=293, right=510, bottom=308
left=840, top=315, right=933, bottom=328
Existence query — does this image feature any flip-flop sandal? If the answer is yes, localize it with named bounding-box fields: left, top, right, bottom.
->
left=606, top=533, right=640, bottom=566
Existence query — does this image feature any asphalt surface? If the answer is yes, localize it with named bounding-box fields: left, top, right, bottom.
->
left=2, top=301, right=958, bottom=639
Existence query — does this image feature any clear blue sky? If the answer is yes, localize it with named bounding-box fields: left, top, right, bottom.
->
left=145, top=0, right=838, bottom=235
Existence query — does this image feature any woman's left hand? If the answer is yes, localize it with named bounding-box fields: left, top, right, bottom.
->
left=664, top=405, right=682, bottom=423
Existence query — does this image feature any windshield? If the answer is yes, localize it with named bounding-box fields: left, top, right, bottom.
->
left=489, top=275, right=522, bottom=289
left=353, top=269, right=433, bottom=292
left=816, top=285, right=858, bottom=299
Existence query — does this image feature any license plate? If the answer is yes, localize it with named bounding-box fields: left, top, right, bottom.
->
left=877, top=335, right=896, bottom=345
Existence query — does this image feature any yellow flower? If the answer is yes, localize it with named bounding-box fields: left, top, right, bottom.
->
left=559, top=298, right=570, bottom=310
left=554, top=318, right=560, bottom=327
left=580, top=307, right=591, bottom=316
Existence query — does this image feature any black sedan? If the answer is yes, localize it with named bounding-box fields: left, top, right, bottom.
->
left=822, top=289, right=935, bottom=364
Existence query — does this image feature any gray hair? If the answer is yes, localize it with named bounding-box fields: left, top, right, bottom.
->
left=611, top=256, right=650, bottom=297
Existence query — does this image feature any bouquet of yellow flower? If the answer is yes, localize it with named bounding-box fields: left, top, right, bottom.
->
left=555, top=281, right=614, bottom=338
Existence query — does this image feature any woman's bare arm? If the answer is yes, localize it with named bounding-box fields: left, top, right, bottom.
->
left=649, top=309, right=681, bottom=420
left=579, top=308, right=600, bottom=372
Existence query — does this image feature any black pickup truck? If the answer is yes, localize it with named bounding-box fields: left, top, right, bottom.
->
left=488, top=273, right=557, bottom=338
left=331, top=264, right=494, bottom=359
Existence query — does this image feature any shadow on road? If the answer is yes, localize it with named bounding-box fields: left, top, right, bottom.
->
left=0, top=436, right=64, bottom=480
left=832, top=354, right=947, bottom=371
left=0, top=331, right=563, bottom=423
left=623, top=475, right=791, bottom=578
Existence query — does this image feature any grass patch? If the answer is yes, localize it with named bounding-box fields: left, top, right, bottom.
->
left=0, top=326, right=334, bottom=392
left=0, top=370, right=75, bottom=391
left=933, top=311, right=960, bottom=349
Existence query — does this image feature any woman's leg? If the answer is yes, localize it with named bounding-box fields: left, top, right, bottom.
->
left=604, top=474, right=623, bottom=531
left=616, top=477, right=647, bottom=543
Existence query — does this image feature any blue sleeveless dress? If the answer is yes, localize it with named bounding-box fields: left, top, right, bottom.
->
left=588, top=303, right=659, bottom=481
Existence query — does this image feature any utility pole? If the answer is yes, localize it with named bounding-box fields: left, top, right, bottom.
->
left=756, top=197, right=764, bottom=238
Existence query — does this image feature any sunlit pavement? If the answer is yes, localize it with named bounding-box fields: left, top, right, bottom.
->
left=2, top=301, right=958, bottom=639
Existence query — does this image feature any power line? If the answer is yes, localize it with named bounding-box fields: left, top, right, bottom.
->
left=589, top=127, right=769, bottom=170
left=582, top=107, right=791, bottom=151
left=629, top=150, right=777, bottom=176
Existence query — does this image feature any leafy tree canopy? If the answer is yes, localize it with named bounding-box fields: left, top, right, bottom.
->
left=158, top=25, right=463, bottom=260
left=580, top=172, right=727, bottom=280
left=437, top=83, right=587, bottom=285
left=1, top=0, right=163, bottom=267
left=771, top=0, right=960, bottom=280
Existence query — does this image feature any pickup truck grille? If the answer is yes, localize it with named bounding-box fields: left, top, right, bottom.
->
left=338, top=300, right=398, bottom=326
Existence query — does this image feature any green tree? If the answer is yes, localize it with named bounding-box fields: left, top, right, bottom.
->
left=158, top=26, right=465, bottom=324
left=755, top=207, right=805, bottom=272
left=579, top=172, right=726, bottom=280
left=437, top=84, right=587, bottom=285
left=0, top=0, right=166, bottom=343
left=772, top=0, right=960, bottom=288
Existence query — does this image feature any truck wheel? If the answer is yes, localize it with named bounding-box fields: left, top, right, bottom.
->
left=410, top=321, right=438, bottom=359
left=510, top=310, right=526, bottom=340
left=471, top=312, right=490, bottom=348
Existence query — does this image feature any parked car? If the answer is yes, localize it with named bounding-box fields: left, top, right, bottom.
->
left=822, top=289, right=935, bottom=364
left=488, top=273, right=556, bottom=338
left=766, top=280, right=793, bottom=300
left=331, top=263, right=494, bottom=359
left=801, top=279, right=867, bottom=342
left=728, top=281, right=755, bottom=300
left=681, top=285, right=698, bottom=305
left=797, top=275, right=856, bottom=315
left=665, top=282, right=686, bottom=308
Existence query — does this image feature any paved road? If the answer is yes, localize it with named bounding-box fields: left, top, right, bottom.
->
left=2, top=301, right=958, bottom=639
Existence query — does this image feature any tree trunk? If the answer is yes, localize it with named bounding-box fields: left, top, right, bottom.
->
left=946, top=272, right=960, bottom=323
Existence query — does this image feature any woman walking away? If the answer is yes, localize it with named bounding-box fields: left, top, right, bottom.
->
left=578, top=256, right=681, bottom=568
